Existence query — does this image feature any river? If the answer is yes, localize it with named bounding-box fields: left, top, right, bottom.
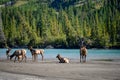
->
left=0, top=48, right=120, bottom=60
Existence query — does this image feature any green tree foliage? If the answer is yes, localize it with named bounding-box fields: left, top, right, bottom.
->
left=1, top=0, right=120, bottom=48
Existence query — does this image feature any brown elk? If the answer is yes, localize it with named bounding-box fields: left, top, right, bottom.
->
left=56, top=54, right=69, bottom=63
left=28, top=46, right=44, bottom=61
left=80, top=46, right=87, bottom=63
left=10, top=49, right=27, bottom=62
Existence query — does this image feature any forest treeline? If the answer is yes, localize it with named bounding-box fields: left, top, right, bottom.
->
left=0, top=0, right=120, bottom=48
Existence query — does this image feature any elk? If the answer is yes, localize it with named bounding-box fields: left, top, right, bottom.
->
left=28, top=46, right=44, bottom=61
left=80, top=46, right=87, bottom=63
left=56, top=54, right=69, bottom=63
left=10, top=49, right=27, bottom=62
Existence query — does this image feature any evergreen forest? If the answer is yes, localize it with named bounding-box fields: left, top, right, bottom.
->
left=0, top=0, right=120, bottom=49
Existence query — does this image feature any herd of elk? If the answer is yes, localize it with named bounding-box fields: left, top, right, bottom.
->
left=7, top=46, right=44, bottom=62
left=6, top=46, right=87, bottom=63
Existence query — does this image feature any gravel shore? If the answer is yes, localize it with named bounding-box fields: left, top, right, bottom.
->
left=0, top=59, right=120, bottom=80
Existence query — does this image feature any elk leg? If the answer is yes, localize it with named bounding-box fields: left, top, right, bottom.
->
left=41, top=53, right=44, bottom=61
left=84, top=55, right=86, bottom=63
left=80, top=54, right=82, bottom=63
left=34, top=54, right=36, bottom=62
left=36, top=54, right=38, bottom=62
left=31, top=55, right=33, bottom=61
left=14, top=56, right=17, bottom=63
left=21, top=55, right=24, bottom=62
left=25, top=55, right=27, bottom=62
left=18, top=56, right=21, bottom=62
left=7, top=55, right=9, bottom=60
left=82, top=55, right=84, bottom=62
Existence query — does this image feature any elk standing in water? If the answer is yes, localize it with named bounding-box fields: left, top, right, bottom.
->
left=28, top=46, right=44, bottom=62
left=10, top=49, right=27, bottom=62
left=80, top=46, right=87, bottom=63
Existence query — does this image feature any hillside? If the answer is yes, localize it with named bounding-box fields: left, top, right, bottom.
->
left=0, top=0, right=120, bottom=48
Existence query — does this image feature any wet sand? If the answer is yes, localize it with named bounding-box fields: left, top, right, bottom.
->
left=0, top=59, right=120, bottom=80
